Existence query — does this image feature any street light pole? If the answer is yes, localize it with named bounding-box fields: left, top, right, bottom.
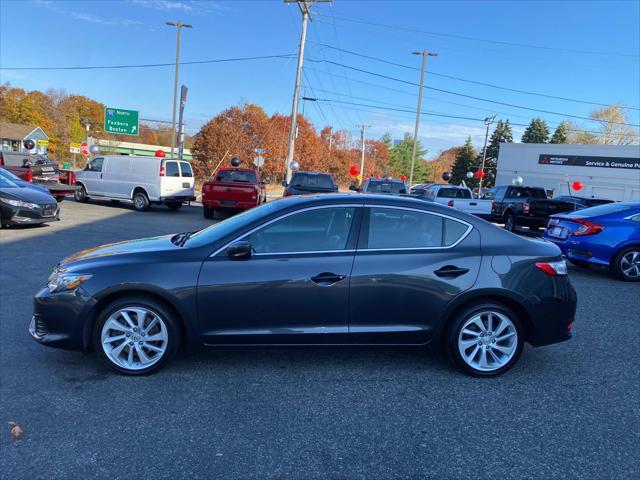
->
left=166, top=20, right=192, bottom=159
left=409, top=50, right=437, bottom=188
left=478, top=114, right=496, bottom=194
left=356, top=124, right=370, bottom=185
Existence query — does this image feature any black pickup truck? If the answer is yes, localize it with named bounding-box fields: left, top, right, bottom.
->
left=486, top=185, right=575, bottom=232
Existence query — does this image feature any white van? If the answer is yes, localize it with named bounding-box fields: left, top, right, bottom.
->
left=73, top=156, right=196, bottom=211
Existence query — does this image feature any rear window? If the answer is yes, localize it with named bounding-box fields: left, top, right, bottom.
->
left=180, top=162, right=193, bottom=177
left=216, top=170, right=257, bottom=183
left=366, top=181, right=405, bottom=194
left=165, top=161, right=180, bottom=177
left=507, top=187, right=547, bottom=199
left=437, top=188, right=471, bottom=199
left=291, top=173, right=335, bottom=189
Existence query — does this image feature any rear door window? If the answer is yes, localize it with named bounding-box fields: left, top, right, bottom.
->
left=179, top=162, right=193, bottom=177
left=367, top=208, right=444, bottom=249
left=437, top=188, right=471, bottom=199
left=165, top=161, right=180, bottom=177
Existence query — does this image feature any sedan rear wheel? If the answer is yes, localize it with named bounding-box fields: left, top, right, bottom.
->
left=613, top=247, right=640, bottom=282
left=94, top=298, right=181, bottom=375
left=448, top=303, right=523, bottom=377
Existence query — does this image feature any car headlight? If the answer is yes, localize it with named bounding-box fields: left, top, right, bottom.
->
left=0, top=197, right=39, bottom=209
left=47, top=272, right=92, bottom=292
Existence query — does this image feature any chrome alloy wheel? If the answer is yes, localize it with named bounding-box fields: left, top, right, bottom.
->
left=100, top=307, right=168, bottom=371
left=458, top=310, right=517, bottom=372
left=620, top=251, right=640, bottom=279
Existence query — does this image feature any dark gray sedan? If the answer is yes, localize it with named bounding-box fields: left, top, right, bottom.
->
left=31, top=194, right=577, bottom=377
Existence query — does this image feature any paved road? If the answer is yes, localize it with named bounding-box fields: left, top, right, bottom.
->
left=1, top=200, right=638, bottom=479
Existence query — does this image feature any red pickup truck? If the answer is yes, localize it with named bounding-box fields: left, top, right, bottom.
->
left=0, top=151, right=77, bottom=202
left=201, top=167, right=268, bottom=219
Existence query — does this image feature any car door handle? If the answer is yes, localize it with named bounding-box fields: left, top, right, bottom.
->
left=434, top=266, right=470, bottom=278
left=469, top=202, right=477, bottom=206
left=311, top=272, right=346, bottom=286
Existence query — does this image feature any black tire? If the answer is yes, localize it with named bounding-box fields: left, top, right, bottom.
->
left=504, top=212, right=516, bottom=233
left=74, top=184, right=88, bottom=203
left=56, top=196, right=65, bottom=203
left=203, top=206, right=214, bottom=219
left=611, top=246, right=640, bottom=282
left=93, top=296, right=182, bottom=375
left=167, top=202, right=182, bottom=211
left=447, top=302, right=524, bottom=377
left=133, top=191, right=150, bottom=211
left=568, top=259, right=590, bottom=268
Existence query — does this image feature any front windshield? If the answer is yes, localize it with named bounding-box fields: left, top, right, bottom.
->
left=0, top=176, right=19, bottom=188
left=187, top=201, right=283, bottom=248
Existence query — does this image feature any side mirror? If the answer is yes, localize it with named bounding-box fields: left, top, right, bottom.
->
left=227, top=241, right=252, bottom=261
left=281, top=180, right=288, bottom=187
left=348, top=184, right=357, bottom=191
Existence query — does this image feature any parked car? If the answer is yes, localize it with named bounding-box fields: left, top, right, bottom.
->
left=31, top=194, right=576, bottom=377
left=0, top=174, right=60, bottom=227
left=202, top=167, right=267, bottom=219
left=0, top=151, right=77, bottom=202
left=282, top=171, right=338, bottom=197
left=353, top=177, right=407, bottom=195
left=489, top=185, right=576, bottom=232
left=553, top=195, right=615, bottom=210
left=543, top=201, right=640, bottom=281
left=73, top=155, right=195, bottom=211
left=420, top=184, right=493, bottom=220
left=0, top=167, right=51, bottom=195
left=409, top=183, right=433, bottom=195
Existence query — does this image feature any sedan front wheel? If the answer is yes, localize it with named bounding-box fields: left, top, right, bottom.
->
left=94, top=297, right=181, bottom=375
left=448, top=303, right=524, bottom=377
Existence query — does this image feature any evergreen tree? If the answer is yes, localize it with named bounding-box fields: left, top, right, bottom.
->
left=387, top=132, right=431, bottom=182
left=477, top=119, right=513, bottom=188
left=549, top=121, right=569, bottom=144
left=521, top=117, right=550, bottom=143
left=450, top=136, right=477, bottom=186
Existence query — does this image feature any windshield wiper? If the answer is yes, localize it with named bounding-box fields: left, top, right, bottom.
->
left=171, top=231, right=193, bottom=247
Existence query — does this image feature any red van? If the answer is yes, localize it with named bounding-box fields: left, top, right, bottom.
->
left=201, top=167, right=268, bottom=218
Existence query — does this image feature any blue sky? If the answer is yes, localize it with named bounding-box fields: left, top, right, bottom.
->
left=1, top=0, right=639, bottom=157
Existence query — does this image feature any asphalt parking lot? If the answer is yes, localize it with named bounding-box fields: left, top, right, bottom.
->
left=1, top=199, right=638, bottom=479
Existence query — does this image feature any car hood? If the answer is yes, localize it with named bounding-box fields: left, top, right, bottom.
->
left=0, top=186, right=55, bottom=203
left=62, top=235, right=178, bottom=266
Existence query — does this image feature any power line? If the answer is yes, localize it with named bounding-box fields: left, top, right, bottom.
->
left=313, top=97, right=640, bottom=137
left=306, top=58, right=640, bottom=128
left=0, top=54, right=296, bottom=71
left=316, top=13, right=640, bottom=58
left=314, top=42, right=639, bottom=111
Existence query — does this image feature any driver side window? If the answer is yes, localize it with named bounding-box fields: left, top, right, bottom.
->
left=246, top=207, right=355, bottom=254
left=87, top=157, right=104, bottom=172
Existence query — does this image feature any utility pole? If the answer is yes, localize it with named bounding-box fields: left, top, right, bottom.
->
left=478, top=114, right=496, bottom=194
left=166, top=20, right=192, bottom=159
left=283, top=0, right=331, bottom=182
left=356, top=124, right=370, bottom=185
left=409, top=50, right=437, bottom=188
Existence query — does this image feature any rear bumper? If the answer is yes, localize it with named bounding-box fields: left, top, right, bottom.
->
left=526, top=277, right=577, bottom=347
left=543, top=236, right=611, bottom=267
left=202, top=198, right=257, bottom=210
left=160, top=195, right=196, bottom=203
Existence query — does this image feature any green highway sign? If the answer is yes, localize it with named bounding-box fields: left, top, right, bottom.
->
left=104, top=107, right=139, bottom=136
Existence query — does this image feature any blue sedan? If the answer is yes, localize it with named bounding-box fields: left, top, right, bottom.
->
left=543, top=201, right=640, bottom=281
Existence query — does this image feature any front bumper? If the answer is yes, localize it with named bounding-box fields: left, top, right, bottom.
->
left=30, top=286, right=97, bottom=351
left=1, top=203, right=60, bottom=226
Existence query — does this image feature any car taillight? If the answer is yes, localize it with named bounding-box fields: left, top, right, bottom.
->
left=69, top=171, right=76, bottom=185
left=523, top=202, right=530, bottom=214
left=24, top=169, right=33, bottom=182
left=159, top=166, right=165, bottom=177
left=491, top=202, right=496, bottom=211
left=447, top=200, right=454, bottom=207
left=535, top=260, right=568, bottom=276
left=570, top=218, right=604, bottom=236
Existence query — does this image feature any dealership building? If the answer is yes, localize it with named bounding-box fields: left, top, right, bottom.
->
left=495, top=143, right=640, bottom=201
